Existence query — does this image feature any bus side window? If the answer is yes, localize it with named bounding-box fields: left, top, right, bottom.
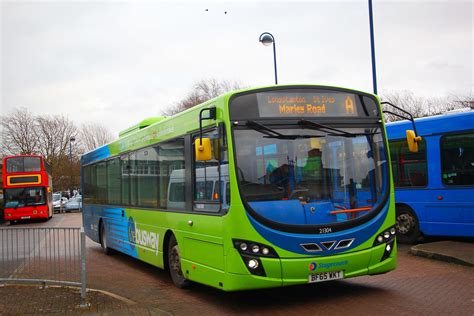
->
left=441, top=132, right=474, bottom=186
left=389, top=139, right=427, bottom=187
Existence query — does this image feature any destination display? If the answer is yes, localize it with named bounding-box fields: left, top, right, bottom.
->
left=257, top=92, right=359, bottom=117
left=7, top=175, right=41, bottom=185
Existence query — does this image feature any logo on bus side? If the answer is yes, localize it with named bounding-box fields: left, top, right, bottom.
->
left=128, top=216, right=159, bottom=255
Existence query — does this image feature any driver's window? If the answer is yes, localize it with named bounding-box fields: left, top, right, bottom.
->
left=193, top=125, right=228, bottom=212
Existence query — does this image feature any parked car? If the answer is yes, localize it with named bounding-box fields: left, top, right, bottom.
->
left=63, top=195, right=82, bottom=212
left=52, top=193, right=68, bottom=213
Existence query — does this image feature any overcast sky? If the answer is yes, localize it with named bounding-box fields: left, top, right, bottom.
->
left=1, top=0, right=472, bottom=137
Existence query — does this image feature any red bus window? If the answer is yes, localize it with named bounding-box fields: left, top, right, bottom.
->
left=6, top=156, right=41, bottom=172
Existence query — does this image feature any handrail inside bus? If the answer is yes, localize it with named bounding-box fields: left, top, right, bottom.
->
left=330, top=206, right=372, bottom=215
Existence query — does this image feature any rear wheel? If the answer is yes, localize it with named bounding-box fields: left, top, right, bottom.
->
left=168, top=235, right=190, bottom=289
left=100, top=222, right=113, bottom=255
left=396, top=206, right=421, bottom=244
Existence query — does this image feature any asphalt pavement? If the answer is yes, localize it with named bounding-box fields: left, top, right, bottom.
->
left=0, top=213, right=473, bottom=315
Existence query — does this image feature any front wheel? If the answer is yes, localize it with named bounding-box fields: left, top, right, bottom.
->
left=396, top=206, right=421, bottom=244
left=168, top=235, right=190, bottom=289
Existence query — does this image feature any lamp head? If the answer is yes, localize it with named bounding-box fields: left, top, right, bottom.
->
left=259, top=33, right=274, bottom=46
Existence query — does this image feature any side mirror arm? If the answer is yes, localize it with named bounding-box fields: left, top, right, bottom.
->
left=381, top=102, right=420, bottom=138
left=198, top=107, right=217, bottom=142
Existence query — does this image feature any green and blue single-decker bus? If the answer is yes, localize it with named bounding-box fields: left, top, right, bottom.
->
left=81, top=85, right=398, bottom=291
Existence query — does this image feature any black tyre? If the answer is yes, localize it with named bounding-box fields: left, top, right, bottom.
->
left=168, top=235, right=190, bottom=289
left=100, top=222, right=113, bottom=255
left=396, top=206, right=421, bottom=244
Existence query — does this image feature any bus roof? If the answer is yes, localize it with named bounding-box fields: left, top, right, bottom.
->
left=3, top=154, right=43, bottom=161
left=386, top=110, right=474, bottom=140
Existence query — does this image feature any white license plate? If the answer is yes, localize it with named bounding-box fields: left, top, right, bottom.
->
left=21, top=216, right=31, bottom=219
left=308, top=270, right=344, bottom=283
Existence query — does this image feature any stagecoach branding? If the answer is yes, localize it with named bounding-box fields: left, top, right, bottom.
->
left=128, top=216, right=159, bottom=255
left=309, top=260, right=348, bottom=271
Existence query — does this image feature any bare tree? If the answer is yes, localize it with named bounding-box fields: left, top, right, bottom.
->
left=79, top=122, right=114, bottom=153
left=163, top=78, right=243, bottom=115
left=35, top=114, right=78, bottom=161
left=381, top=91, right=472, bottom=122
left=0, top=107, right=39, bottom=155
left=35, top=114, right=79, bottom=190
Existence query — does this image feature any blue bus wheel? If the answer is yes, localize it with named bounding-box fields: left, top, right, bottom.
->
left=100, top=222, right=113, bottom=255
left=396, top=206, right=421, bottom=244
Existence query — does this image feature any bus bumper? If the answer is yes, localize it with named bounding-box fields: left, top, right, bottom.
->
left=3, top=208, right=49, bottom=221
left=220, top=242, right=396, bottom=291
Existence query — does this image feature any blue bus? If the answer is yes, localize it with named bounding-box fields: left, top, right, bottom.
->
left=386, top=110, right=474, bottom=243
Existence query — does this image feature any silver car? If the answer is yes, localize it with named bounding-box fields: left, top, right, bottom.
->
left=63, top=195, right=82, bottom=212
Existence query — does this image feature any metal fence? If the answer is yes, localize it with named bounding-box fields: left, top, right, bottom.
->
left=0, top=227, right=87, bottom=305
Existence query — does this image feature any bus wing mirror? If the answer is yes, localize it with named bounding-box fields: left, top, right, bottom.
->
left=195, top=138, right=212, bottom=161
left=406, top=130, right=422, bottom=153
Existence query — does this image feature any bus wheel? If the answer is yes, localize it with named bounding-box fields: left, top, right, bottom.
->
left=168, top=235, right=190, bottom=289
left=396, top=206, right=421, bottom=244
left=100, top=222, right=113, bottom=255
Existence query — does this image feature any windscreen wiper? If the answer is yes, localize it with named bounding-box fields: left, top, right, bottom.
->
left=245, top=121, right=317, bottom=140
left=298, top=120, right=376, bottom=137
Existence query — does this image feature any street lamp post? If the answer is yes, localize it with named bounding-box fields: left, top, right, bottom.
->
left=368, top=0, right=378, bottom=95
left=259, top=32, right=278, bottom=85
left=69, top=136, right=75, bottom=197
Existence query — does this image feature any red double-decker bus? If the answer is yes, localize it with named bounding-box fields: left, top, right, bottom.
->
left=2, top=155, right=53, bottom=222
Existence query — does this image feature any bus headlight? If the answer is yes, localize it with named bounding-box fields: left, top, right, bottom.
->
left=233, top=239, right=278, bottom=258
left=248, top=259, right=259, bottom=269
left=251, top=245, right=260, bottom=253
left=381, top=240, right=395, bottom=261
left=233, top=239, right=279, bottom=277
left=373, top=226, right=396, bottom=262
left=373, top=226, right=396, bottom=247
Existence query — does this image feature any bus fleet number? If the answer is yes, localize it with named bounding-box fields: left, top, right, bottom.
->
left=319, top=227, right=332, bottom=234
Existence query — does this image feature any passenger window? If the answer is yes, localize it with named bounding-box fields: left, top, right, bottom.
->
left=389, top=139, right=427, bottom=187
left=107, top=158, right=121, bottom=205
left=441, top=133, right=474, bottom=186
left=135, top=147, right=159, bottom=208
left=159, top=138, right=185, bottom=210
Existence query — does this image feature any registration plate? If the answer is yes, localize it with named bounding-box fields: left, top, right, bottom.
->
left=21, top=216, right=31, bottom=219
left=308, top=270, right=344, bottom=283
